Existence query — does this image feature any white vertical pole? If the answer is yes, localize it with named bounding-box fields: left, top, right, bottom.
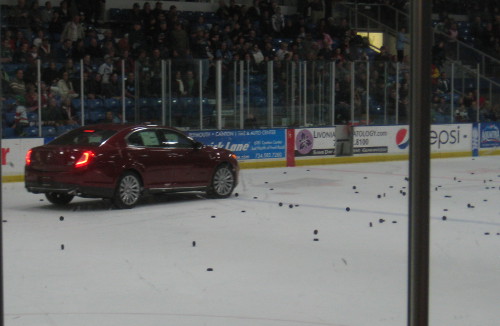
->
left=366, top=61, right=370, bottom=125
left=80, top=59, right=84, bottom=126
left=216, top=60, right=222, bottom=130
left=121, top=60, right=126, bottom=123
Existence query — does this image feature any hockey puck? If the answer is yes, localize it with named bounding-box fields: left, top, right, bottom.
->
left=234, top=193, right=239, bottom=197
left=314, top=230, right=318, bottom=235
left=313, top=238, right=319, bottom=241
left=192, top=241, right=196, bottom=247
left=279, top=202, right=283, bottom=206
left=59, top=216, right=64, bottom=221
left=346, top=207, right=350, bottom=212
left=442, top=216, right=447, bottom=221
left=207, top=268, right=213, bottom=271
left=61, top=244, right=65, bottom=250
left=289, top=204, right=293, bottom=208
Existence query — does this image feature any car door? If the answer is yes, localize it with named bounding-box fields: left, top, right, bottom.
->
left=157, top=129, right=211, bottom=186
left=125, top=129, right=173, bottom=188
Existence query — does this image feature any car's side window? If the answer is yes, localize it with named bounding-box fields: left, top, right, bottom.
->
left=160, top=130, right=193, bottom=148
left=128, top=130, right=160, bottom=147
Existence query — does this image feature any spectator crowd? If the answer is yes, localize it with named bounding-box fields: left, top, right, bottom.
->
left=1, top=0, right=499, bottom=136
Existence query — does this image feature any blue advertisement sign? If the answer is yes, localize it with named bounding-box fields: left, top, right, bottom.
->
left=188, top=129, right=286, bottom=160
left=479, top=122, right=500, bottom=148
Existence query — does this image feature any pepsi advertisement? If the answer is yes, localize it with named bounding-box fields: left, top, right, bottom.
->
left=188, top=129, right=286, bottom=160
left=479, top=122, right=500, bottom=148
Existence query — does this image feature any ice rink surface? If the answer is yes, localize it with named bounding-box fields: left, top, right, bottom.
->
left=2, top=156, right=500, bottom=326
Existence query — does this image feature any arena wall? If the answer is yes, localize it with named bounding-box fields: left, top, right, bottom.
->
left=2, top=122, right=499, bottom=182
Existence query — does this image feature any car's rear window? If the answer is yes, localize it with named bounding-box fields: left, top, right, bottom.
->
left=49, top=129, right=118, bottom=146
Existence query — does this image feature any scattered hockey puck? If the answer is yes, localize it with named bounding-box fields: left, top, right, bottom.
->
left=353, top=186, right=357, bottom=190
left=443, top=209, right=448, bottom=211
left=369, top=222, right=373, bottom=227
left=270, top=188, right=274, bottom=191
left=379, top=218, right=385, bottom=223
left=40, top=199, right=44, bottom=201
left=2, top=220, right=7, bottom=223
left=289, top=204, right=293, bottom=208
left=61, top=244, right=65, bottom=250
left=59, top=216, right=64, bottom=221
left=241, top=210, right=246, bottom=213
left=207, top=268, right=213, bottom=271
left=484, top=232, right=490, bottom=235
left=355, top=191, right=359, bottom=194
left=364, top=176, right=368, bottom=179
left=234, top=193, right=239, bottom=197
left=346, top=207, right=350, bottom=212
left=253, top=196, right=258, bottom=199
left=392, top=221, right=397, bottom=224
left=377, top=194, right=381, bottom=198
left=211, top=215, right=216, bottom=218
left=313, top=238, right=319, bottom=241
left=283, top=172, right=287, bottom=174
left=295, top=204, right=299, bottom=207
left=314, top=230, right=318, bottom=235
left=279, top=202, right=283, bottom=206
left=444, top=195, right=452, bottom=198
left=402, top=192, right=406, bottom=196
left=442, top=216, right=447, bottom=221
left=192, top=241, right=196, bottom=247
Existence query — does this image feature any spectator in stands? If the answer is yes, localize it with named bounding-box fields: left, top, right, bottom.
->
left=129, top=21, right=146, bottom=51
left=166, top=5, right=179, bottom=27
left=173, top=70, right=187, bottom=97
left=1, top=39, right=14, bottom=63
left=60, top=58, right=77, bottom=76
left=87, top=72, right=104, bottom=99
left=40, top=1, right=54, bottom=28
left=102, top=72, right=122, bottom=98
left=98, top=54, right=114, bottom=84
left=124, top=72, right=136, bottom=98
left=48, top=11, right=64, bottom=42
left=10, top=69, right=27, bottom=97
left=56, top=71, right=79, bottom=101
left=57, top=0, right=71, bottom=23
left=42, top=61, right=60, bottom=86
left=271, top=6, right=285, bottom=37
left=396, top=27, right=408, bottom=63
left=61, top=96, right=78, bottom=125
left=13, top=42, right=30, bottom=64
left=13, top=95, right=30, bottom=136
left=38, top=37, right=53, bottom=61
left=184, top=70, right=199, bottom=97
left=61, top=14, right=85, bottom=43
left=170, top=22, right=190, bottom=56
left=85, top=37, right=104, bottom=59
left=56, top=38, right=74, bottom=61
left=9, top=0, right=31, bottom=41
left=101, top=111, right=121, bottom=123
left=436, top=71, right=451, bottom=94
left=42, top=97, right=69, bottom=126
left=71, top=38, right=86, bottom=61
left=29, top=1, right=44, bottom=32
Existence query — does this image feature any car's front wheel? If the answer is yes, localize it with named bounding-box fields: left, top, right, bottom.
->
left=113, top=172, right=142, bottom=209
left=45, top=192, right=74, bottom=206
left=207, top=164, right=235, bottom=198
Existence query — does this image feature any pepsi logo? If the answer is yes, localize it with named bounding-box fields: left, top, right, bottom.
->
left=396, top=128, right=409, bottom=149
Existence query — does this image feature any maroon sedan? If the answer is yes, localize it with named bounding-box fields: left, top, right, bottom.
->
left=25, top=124, right=239, bottom=208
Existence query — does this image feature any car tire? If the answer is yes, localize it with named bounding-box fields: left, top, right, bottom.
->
left=207, top=164, right=235, bottom=198
left=113, top=172, right=142, bottom=209
left=45, top=192, right=74, bottom=206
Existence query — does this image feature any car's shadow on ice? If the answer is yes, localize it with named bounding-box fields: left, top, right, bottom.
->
left=33, top=192, right=210, bottom=212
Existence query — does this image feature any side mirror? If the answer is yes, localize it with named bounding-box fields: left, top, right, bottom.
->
left=193, top=141, right=203, bottom=149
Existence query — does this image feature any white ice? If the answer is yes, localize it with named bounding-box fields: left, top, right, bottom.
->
left=2, top=157, right=500, bottom=326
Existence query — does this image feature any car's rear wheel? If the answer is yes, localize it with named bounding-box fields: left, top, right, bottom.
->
left=45, top=192, right=74, bottom=206
left=113, top=172, right=142, bottom=209
left=207, top=164, right=235, bottom=198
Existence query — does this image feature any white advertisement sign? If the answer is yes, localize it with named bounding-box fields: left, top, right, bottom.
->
left=353, top=124, right=471, bottom=155
left=2, top=138, right=44, bottom=177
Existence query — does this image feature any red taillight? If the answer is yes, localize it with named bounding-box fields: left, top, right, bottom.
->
left=74, top=151, right=95, bottom=168
left=25, top=149, right=33, bottom=166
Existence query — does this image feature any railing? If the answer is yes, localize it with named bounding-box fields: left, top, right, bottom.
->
left=1, top=56, right=497, bottom=139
